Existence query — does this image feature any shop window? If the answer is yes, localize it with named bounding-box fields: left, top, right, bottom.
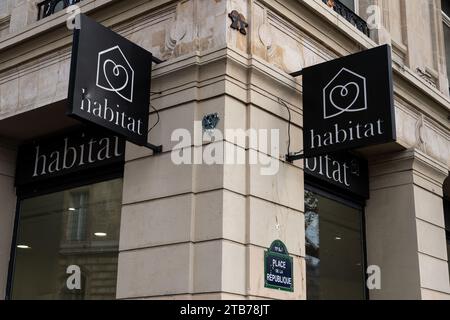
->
left=10, top=178, right=123, bottom=300
left=305, top=188, right=366, bottom=300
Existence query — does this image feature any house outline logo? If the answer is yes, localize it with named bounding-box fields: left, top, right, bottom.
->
left=323, top=68, right=367, bottom=119
left=96, top=45, right=135, bottom=103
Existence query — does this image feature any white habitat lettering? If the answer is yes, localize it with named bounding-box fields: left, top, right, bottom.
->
left=33, top=135, right=122, bottom=177
left=80, top=89, right=144, bottom=136
left=310, top=119, right=384, bottom=149
left=305, top=155, right=350, bottom=187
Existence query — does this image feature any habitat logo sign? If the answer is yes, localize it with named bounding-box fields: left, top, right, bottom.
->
left=68, top=14, right=153, bottom=146
left=302, top=45, right=396, bottom=157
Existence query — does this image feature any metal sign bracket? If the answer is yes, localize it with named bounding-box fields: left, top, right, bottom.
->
left=145, top=56, right=165, bottom=154
left=283, top=71, right=304, bottom=163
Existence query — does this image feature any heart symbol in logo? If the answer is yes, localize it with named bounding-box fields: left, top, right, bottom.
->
left=329, top=82, right=360, bottom=117
left=103, top=59, right=130, bottom=93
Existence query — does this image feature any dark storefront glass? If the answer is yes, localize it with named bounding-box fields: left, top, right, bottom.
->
left=11, top=178, right=123, bottom=300
left=444, top=178, right=450, bottom=277
left=305, top=189, right=365, bottom=300
left=443, top=0, right=450, bottom=17
left=444, top=175, right=449, bottom=278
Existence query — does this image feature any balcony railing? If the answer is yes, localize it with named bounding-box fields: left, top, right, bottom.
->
left=37, top=0, right=82, bottom=21
left=322, top=0, right=371, bottom=37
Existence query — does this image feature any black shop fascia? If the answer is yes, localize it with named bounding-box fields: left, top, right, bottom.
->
left=15, top=126, right=126, bottom=198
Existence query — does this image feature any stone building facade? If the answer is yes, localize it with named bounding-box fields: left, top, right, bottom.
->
left=0, top=0, right=449, bottom=300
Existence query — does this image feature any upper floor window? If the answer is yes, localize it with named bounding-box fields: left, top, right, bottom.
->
left=340, top=0, right=357, bottom=13
left=323, top=0, right=370, bottom=37
left=37, top=0, right=82, bottom=21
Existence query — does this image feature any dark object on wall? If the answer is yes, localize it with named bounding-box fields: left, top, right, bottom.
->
left=202, top=113, right=220, bottom=130
left=228, top=10, right=249, bottom=35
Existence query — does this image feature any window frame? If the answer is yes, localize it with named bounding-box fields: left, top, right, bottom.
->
left=343, top=0, right=359, bottom=15
left=322, top=0, right=359, bottom=14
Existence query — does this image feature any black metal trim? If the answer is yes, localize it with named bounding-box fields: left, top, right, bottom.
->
left=151, top=56, right=165, bottom=64
left=361, top=203, right=370, bottom=300
left=286, top=152, right=305, bottom=163
left=289, top=70, right=303, bottom=78
left=305, top=181, right=365, bottom=209
left=145, top=143, right=163, bottom=154
left=5, top=199, right=21, bottom=300
left=147, top=55, right=164, bottom=152
left=17, top=164, right=124, bottom=200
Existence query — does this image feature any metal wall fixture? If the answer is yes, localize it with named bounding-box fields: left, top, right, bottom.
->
left=202, top=113, right=220, bottom=131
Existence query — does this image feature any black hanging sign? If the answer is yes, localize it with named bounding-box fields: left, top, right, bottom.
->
left=264, top=240, right=294, bottom=292
left=302, top=45, right=396, bottom=158
left=304, top=152, right=369, bottom=199
left=68, top=14, right=152, bottom=147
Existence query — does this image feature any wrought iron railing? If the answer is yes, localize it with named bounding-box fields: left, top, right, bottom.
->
left=322, top=0, right=370, bottom=37
left=37, top=0, right=82, bottom=21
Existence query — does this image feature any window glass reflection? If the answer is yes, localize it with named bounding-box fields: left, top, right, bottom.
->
left=444, top=198, right=450, bottom=277
left=340, top=0, right=356, bottom=12
left=305, top=189, right=365, bottom=300
left=12, top=179, right=123, bottom=300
